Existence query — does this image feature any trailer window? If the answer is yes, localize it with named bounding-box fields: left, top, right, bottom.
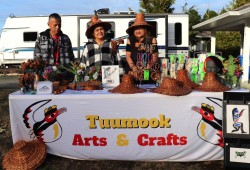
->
left=23, top=32, right=37, bottom=42
left=128, top=21, right=157, bottom=37
left=86, top=21, right=115, bottom=39
left=175, top=23, right=182, bottom=45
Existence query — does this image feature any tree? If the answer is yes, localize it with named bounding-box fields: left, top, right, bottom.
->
left=202, top=10, right=218, bottom=21
left=226, top=0, right=250, bottom=10
left=219, top=7, right=227, bottom=14
left=182, top=3, right=201, bottom=46
left=216, top=0, right=249, bottom=58
left=139, top=0, right=175, bottom=13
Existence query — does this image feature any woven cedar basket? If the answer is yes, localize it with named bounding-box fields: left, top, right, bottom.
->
left=151, top=77, right=192, bottom=96
left=197, top=72, right=231, bottom=92
left=2, top=140, right=46, bottom=170
left=78, top=81, right=102, bottom=90
left=109, top=74, right=146, bottom=94
left=176, top=69, right=200, bottom=89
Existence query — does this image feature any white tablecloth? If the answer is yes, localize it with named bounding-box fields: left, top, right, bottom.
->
left=9, top=87, right=247, bottom=161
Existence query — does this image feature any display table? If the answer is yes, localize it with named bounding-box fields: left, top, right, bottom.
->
left=9, top=87, right=247, bottom=161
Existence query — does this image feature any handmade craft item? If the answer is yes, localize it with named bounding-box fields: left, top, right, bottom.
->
left=151, top=77, right=192, bottom=96
left=169, top=54, right=176, bottom=78
left=197, top=72, right=231, bottom=92
left=2, top=139, right=46, bottom=170
left=177, top=54, right=185, bottom=70
left=160, top=58, right=168, bottom=79
left=109, top=74, right=146, bottom=94
left=176, top=69, right=200, bottom=89
left=150, top=63, right=161, bottom=82
left=198, top=54, right=207, bottom=83
left=190, top=58, right=199, bottom=83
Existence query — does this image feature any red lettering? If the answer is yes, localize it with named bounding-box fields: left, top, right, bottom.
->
left=72, top=134, right=107, bottom=146
left=84, top=137, right=91, bottom=146
left=100, top=138, right=107, bottom=146
left=149, top=137, right=157, bottom=146
left=156, top=137, right=167, bottom=146
left=137, top=133, right=188, bottom=146
left=179, top=136, right=187, bottom=145
left=137, top=134, right=149, bottom=146
left=72, top=134, right=84, bottom=145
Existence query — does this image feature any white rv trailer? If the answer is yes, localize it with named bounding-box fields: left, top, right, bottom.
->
left=0, top=13, right=189, bottom=66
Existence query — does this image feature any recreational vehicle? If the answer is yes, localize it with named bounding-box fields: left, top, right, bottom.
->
left=0, top=13, right=189, bottom=67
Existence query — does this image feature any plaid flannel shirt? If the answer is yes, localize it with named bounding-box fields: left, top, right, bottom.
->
left=81, top=39, right=123, bottom=73
left=33, top=29, right=75, bottom=66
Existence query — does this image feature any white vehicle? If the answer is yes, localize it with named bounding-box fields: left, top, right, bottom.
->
left=0, top=12, right=189, bottom=66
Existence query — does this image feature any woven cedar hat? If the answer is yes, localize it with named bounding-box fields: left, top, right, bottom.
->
left=176, top=69, right=200, bottom=89
left=109, top=74, right=146, bottom=94
left=126, top=13, right=153, bottom=35
left=197, top=72, right=230, bottom=92
left=2, top=140, right=46, bottom=170
left=85, top=15, right=112, bottom=39
left=151, top=77, right=192, bottom=96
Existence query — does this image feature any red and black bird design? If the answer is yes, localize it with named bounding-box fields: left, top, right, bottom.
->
left=23, top=99, right=67, bottom=143
left=192, top=97, right=223, bottom=147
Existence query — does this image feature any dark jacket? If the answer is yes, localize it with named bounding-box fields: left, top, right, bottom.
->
left=34, top=29, right=75, bottom=66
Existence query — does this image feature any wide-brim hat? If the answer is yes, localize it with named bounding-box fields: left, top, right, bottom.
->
left=151, top=77, right=192, bottom=96
left=126, top=13, right=153, bottom=35
left=176, top=69, right=200, bottom=89
left=2, top=139, right=46, bottom=170
left=109, top=74, right=146, bottom=94
left=197, top=72, right=230, bottom=92
left=85, top=15, right=112, bottom=39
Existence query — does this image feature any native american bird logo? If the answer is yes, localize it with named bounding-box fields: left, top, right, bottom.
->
left=191, top=97, right=223, bottom=147
left=23, top=99, right=67, bottom=143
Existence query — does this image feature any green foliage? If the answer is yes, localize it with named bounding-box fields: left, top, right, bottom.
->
left=139, top=0, right=175, bottom=13
left=202, top=10, right=218, bottom=21
left=223, top=55, right=243, bottom=86
left=181, top=3, right=201, bottom=46
left=227, top=0, right=250, bottom=10
left=216, top=31, right=241, bottom=59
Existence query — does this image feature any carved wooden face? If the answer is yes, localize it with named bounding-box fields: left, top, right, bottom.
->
left=206, top=60, right=219, bottom=73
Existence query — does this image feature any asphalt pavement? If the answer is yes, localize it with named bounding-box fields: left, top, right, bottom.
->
left=0, top=76, right=19, bottom=89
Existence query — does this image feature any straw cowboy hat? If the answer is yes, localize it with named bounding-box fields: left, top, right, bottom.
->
left=151, top=77, right=192, bottom=96
left=176, top=69, right=200, bottom=89
left=197, top=72, right=230, bottom=92
left=85, top=15, right=112, bottom=39
left=109, top=74, right=146, bottom=94
left=2, top=140, right=46, bottom=170
left=126, top=13, right=153, bottom=35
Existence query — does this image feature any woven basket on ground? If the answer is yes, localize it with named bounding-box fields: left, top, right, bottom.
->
left=2, top=139, right=46, bottom=170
